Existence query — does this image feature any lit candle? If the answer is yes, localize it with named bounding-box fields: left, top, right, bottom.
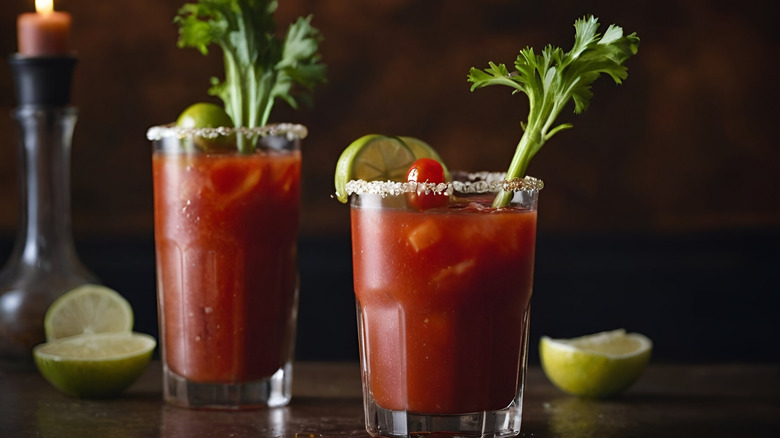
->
left=17, top=0, right=72, bottom=56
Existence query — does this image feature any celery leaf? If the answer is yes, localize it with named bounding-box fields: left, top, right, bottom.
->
left=468, top=15, right=639, bottom=206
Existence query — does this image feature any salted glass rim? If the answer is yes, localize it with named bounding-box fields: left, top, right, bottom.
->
left=146, top=123, right=308, bottom=141
left=345, top=173, right=543, bottom=197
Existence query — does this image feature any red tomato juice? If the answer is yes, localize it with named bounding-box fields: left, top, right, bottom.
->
left=153, top=150, right=300, bottom=383
left=351, top=202, right=536, bottom=414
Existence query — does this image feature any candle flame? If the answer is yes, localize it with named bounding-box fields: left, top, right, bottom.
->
left=35, top=0, right=54, bottom=14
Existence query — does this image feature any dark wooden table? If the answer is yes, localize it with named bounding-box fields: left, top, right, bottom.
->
left=1, top=361, right=778, bottom=437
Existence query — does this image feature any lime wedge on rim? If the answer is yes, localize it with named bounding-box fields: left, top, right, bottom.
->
left=34, top=332, right=156, bottom=399
left=176, top=102, right=234, bottom=129
left=44, top=284, right=134, bottom=341
left=176, top=102, right=236, bottom=151
left=540, top=329, right=652, bottom=398
left=398, top=136, right=451, bottom=181
left=334, top=134, right=416, bottom=203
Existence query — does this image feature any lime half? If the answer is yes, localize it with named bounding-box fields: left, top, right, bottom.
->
left=44, top=284, right=134, bottom=341
left=334, top=134, right=415, bottom=203
left=540, top=329, right=652, bottom=398
left=34, top=332, right=156, bottom=399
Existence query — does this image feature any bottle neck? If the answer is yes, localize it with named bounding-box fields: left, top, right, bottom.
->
left=12, top=106, right=79, bottom=268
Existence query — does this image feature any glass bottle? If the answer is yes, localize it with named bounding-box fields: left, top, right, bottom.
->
left=0, top=105, right=97, bottom=372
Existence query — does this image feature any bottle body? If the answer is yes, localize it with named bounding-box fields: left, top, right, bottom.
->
left=0, top=106, right=96, bottom=372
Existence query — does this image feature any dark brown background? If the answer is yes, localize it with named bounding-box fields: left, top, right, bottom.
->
left=1, top=0, right=778, bottom=362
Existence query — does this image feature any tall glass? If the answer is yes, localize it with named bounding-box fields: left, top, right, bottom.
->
left=147, top=123, right=306, bottom=409
left=349, top=172, right=542, bottom=437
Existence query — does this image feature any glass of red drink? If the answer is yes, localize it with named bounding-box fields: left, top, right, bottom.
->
left=148, top=123, right=306, bottom=409
left=348, top=172, right=542, bottom=437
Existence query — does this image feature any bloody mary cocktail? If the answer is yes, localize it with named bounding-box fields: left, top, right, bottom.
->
left=150, top=125, right=305, bottom=408
left=348, top=174, right=542, bottom=435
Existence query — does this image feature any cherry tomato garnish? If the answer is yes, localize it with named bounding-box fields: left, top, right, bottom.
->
left=406, top=158, right=449, bottom=210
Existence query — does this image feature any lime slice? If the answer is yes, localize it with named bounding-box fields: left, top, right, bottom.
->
left=176, top=102, right=235, bottom=151
left=34, top=332, right=156, bottom=399
left=176, top=102, right=234, bottom=129
left=539, top=329, right=652, bottom=398
left=334, top=134, right=415, bottom=203
left=44, top=284, right=134, bottom=341
left=399, top=136, right=451, bottom=181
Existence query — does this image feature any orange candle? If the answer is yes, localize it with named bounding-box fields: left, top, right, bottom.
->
left=17, top=0, right=72, bottom=56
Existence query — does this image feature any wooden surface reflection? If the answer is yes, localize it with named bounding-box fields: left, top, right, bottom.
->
left=1, top=361, right=778, bottom=437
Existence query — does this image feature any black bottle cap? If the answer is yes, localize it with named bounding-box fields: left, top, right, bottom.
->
left=8, top=54, right=77, bottom=107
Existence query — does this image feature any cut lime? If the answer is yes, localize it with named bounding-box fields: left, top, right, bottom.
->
left=399, top=136, right=451, bottom=181
left=44, top=284, right=134, bottom=341
left=540, top=329, right=652, bottom=398
left=176, top=102, right=235, bottom=151
left=334, top=134, right=416, bottom=203
left=176, top=102, right=234, bottom=129
left=34, top=332, right=156, bottom=399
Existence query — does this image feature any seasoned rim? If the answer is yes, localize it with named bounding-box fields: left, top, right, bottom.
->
left=146, top=123, right=308, bottom=141
left=345, top=173, right=543, bottom=197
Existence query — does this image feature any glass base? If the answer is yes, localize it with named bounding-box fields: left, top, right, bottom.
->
left=365, top=401, right=524, bottom=438
left=162, top=362, right=292, bottom=409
